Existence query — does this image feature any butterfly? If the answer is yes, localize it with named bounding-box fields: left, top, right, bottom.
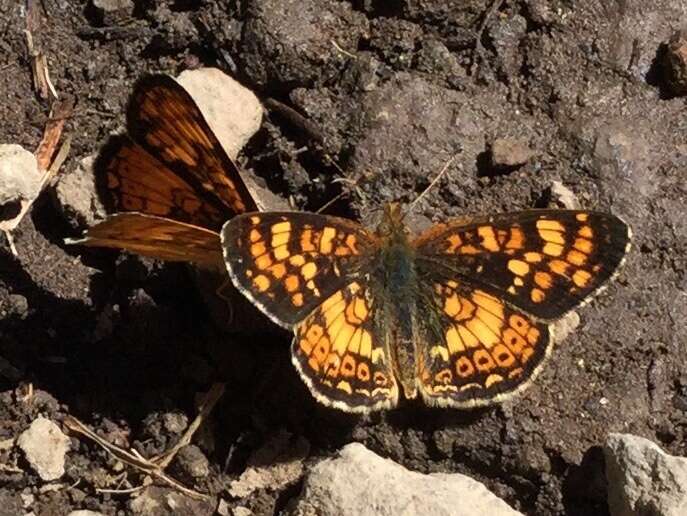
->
left=220, top=203, right=631, bottom=413
left=68, top=74, right=258, bottom=269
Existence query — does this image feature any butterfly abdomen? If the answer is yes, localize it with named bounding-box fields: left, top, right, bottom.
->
left=374, top=236, right=420, bottom=399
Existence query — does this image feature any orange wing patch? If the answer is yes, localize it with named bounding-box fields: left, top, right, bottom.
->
left=71, top=74, right=259, bottom=267
left=415, top=210, right=630, bottom=320
left=221, top=212, right=376, bottom=328
left=101, top=139, right=226, bottom=231
left=417, top=279, right=550, bottom=408
left=127, top=75, right=256, bottom=219
left=68, top=213, right=223, bottom=269
left=292, top=282, right=398, bottom=412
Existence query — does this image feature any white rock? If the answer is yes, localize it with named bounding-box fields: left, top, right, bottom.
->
left=0, top=144, right=41, bottom=230
left=552, top=311, right=580, bottom=343
left=605, top=433, right=687, bottom=516
left=17, top=417, right=70, bottom=481
left=177, top=68, right=263, bottom=160
left=549, top=180, right=580, bottom=210
left=0, top=144, right=41, bottom=201
left=67, top=511, right=106, bottom=516
left=288, top=443, right=523, bottom=516
left=177, top=68, right=286, bottom=211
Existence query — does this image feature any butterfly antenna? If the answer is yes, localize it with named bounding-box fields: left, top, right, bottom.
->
left=407, top=154, right=458, bottom=215
left=315, top=155, right=359, bottom=214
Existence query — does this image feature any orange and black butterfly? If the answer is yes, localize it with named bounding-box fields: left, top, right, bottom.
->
left=221, top=204, right=631, bottom=413
left=69, top=74, right=258, bottom=269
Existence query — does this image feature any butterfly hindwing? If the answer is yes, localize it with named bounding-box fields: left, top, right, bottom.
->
left=221, top=212, right=378, bottom=328
left=68, top=213, right=224, bottom=269
left=414, top=276, right=550, bottom=407
left=292, top=281, right=399, bottom=412
left=413, top=210, right=630, bottom=320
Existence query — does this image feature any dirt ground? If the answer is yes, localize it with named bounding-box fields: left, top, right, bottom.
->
left=1, top=1, right=686, bottom=515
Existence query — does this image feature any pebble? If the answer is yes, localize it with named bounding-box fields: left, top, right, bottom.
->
left=17, top=417, right=71, bottom=481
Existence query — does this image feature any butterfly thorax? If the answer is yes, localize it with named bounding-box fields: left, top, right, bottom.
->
left=373, top=203, right=419, bottom=400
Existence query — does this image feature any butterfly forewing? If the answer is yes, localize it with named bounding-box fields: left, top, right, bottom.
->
left=101, top=139, right=226, bottom=231
left=221, top=212, right=378, bottom=328
left=413, top=210, right=630, bottom=321
left=127, top=75, right=257, bottom=219
left=73, top=74, right=259, bottom=267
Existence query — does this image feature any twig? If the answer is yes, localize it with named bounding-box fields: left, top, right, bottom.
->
left=470, top=0, right=505, bottom=76
left=407, top=154, right=458, bottom=214
left=35, top=99, right=74, bottom=172
left=63, top=416, right=209, bottom=501
left=0, top=99, right=73, bottom=236
left=4, top=231, right=18, bottom=256
left=152, top=383, right=226, bottom=469
left=331, top=39, right=356, bottom=59
left=264, top=98, right=324, bottom=144
left=96, top=486, right=146, bottom=496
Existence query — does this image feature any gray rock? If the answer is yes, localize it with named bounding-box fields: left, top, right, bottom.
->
left=242, top=0, right=368, bottom=88
left=129, top=486, right=214, bottom=515
left=663, top=30, right=687, bottom=97
left=229, top=430, right=309, bottom=498
left=551, top=311, right=580, bottom=343
left=605, top=433, right=687, bottom=516
left=91, top=0, right=134, bottom=25
left=1, top=293, right=29, bottom=319
left=53, top=154, right=105, bottom=229
left=288, top=443, right=523, bottom=516
left=173, top=444, right=210, bottom=480
left=491, top=137, right=534, bottom=168
left=17, top=417, right=70, bottom=481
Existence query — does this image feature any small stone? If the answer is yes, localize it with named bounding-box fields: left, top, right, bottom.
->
left=491, top=138, right=534, bottom=168
left=177, top=68, right=263, bottom=161
left=216, top=499, right=230, bottom=516
left=17, top=417, right=70, bottom=481
left=129, top=486, right=214, bottom=515
left=288, top=443, right=522, bottom=516
left=53, top=154, right=105, bottom=229
left=605, top=433, right=687, bottom=516
left=0, top=144, right=41, bottom=231
left=233, top=507, right=252, bottom=516
left=161, top=412, right=188, bottom=435
left=1, top=293, right=29, bottom=319
left=551, top=311, right=580, bottom=343
left=173, top=445, right=210, bottom=480
left=663, top=30, right=687, bottom=97
left=68, top=511, right=106, bottom=516
left=90, top=0, right=134, bottom=26
left=525, top=0, right=555, bottom=25
left=229, top=430, right=310, bottom=498
left=549, top=180, right=580, bottom=210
